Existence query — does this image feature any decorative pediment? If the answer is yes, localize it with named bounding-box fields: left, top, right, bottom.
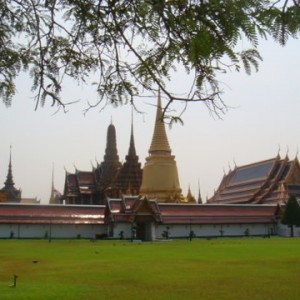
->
left=133, top=197, right=156, bottom=215
left=285, top=160, right=300, bottom=185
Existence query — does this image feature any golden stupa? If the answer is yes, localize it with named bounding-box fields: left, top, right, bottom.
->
left=140, top=91, right=183, bottom=203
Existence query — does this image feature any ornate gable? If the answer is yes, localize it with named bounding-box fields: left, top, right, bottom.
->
left=132, top=197, right=155, bottom=215
left=285, top=159, right=300, bottom=185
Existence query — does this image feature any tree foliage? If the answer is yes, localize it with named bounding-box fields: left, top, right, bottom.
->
left=281, top=195, right=300, bottom=237
left=1, top=0, right=300, bottom=119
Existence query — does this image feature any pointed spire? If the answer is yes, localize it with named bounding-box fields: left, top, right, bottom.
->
left=51, top=162, right=54, bottom=192
left=49, top=163, right=62, bottom=204
left=128, top=109, right=136, bottom=157
left=187, top=185, right=192, bottom=197
left=4, top=146, right=15, bottom=189
left=49, top=163, right=55, bottom=204
left=149, top=91, right=171, bottom=154
left=198, top=180, right=203, bottom=204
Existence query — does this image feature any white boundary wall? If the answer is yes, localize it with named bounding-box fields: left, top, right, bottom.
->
left=107, top=222, right=277, bottom=240
left=0, top=222, right=279, bottom=240
left=155, top=223, right=277, bottom=239
left=277, top=223, right=300, bottom=237
left=0, top=223, right=107, bottom=239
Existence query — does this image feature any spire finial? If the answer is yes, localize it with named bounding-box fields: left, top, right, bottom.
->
left=148, top=91, right=171, bottom=154
left=128, top=108, right=137, bottom=157
left=233, top=157, right=237, bottom=168
left=277, top=144, right=281, bottom=157
left=9, top=145, right=12, bottom=167
left=49, top=163, right=55, bottom=203
left=131, top=105, right=134, bottom=136
left=52, top=162, right=54, bottom=191
left=228, top=162, right=231, bottom=172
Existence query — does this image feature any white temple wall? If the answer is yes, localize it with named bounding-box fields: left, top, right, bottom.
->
left=0, top=223, right=106, bottom=239
left=111, top=223, right=132, bottom=239
left=155, top=223, right=275, bottom=239
left=49, top=224, right=106, bottom=239
left=0, top=224, right=19, bottom=238
left=277, top=223, right=300, bottom=237
left=0, top=222, right=278, bottom=239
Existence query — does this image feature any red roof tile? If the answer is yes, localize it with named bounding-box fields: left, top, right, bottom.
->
left=0, top=204, right=105, bottom=224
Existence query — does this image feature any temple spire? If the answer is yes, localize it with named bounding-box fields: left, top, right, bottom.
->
left=98, top=122, right=122, bottom=195
left=114, top=110, right=142, bottom=196
left=1, top=146, right=21, bottom=202
left=128, top=109, right=136, bottom=156
left=104, top=122, right=119, bottom=162
left=140, top=91, right=182, bottom=203
left=148, top=90, right=171, bottom=154
left=49, top=163, right=62, bottom=204
left=198, top=180, right=203, bottom=204
left=4, top=146, right=15, bottom=189
left=49, top=163, right=55, bottom=203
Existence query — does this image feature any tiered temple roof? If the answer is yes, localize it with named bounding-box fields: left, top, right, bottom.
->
left=0, top=203, right=105, bottom=224
left=105, top=196, right=278, bottom=225
left=208, top=155, right=300, bottom=205
left=0, top=197, right=277, bottom=227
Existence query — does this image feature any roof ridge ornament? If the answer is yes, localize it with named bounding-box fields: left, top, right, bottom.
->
left=233, top=157, right=237, bottom=168
left=277, top=144, right=281, bottom=157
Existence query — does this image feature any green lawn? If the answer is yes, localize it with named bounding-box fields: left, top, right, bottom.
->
left=1, top=238, right=299, bottom=299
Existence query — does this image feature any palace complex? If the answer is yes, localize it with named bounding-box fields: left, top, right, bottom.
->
left=1, top=93, right=300, bottom=239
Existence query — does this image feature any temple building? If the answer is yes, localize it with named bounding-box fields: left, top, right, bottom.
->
left=62, top=120, right=143, bottom=205
left=0, top=148, right=21, bottom=203
left=207, top=155, right=300, bottom=205
left=140, top=92, right=186, bottom=203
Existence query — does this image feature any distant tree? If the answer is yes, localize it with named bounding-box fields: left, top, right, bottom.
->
left=1, top=1, right=300, bottom=120
left=162, top=226, right=170, bottom=239
left=189, top=230, right=196, bottom=241
left=281, top=195, right=300, bottom=237
left=244, top=228, right=250, bottom=236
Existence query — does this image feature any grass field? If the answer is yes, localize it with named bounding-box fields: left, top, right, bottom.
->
left=1, top=237, right=300, bottom=299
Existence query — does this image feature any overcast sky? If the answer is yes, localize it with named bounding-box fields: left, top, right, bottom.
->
left=0, top=38, right=299, bottom=204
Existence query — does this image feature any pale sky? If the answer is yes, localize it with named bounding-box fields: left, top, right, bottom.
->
left=0, top=38, right=299, bottom=204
